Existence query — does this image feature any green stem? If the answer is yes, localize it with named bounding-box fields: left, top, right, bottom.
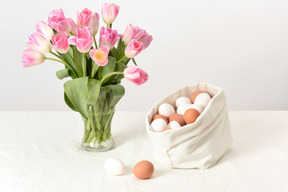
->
left=49, top=51, right=63, bottom=60
left=67, top=52, right=80, bottom=75
left=48, top=51, right=78, bottom=78
left=94, top=37, right=98, bottom=49
left=118, top=56, right=127, bottom=63
left=82, top=53, right=86, bottom=77
left=91, top=61, right=99, bottom=78
left=132, top=58, right=137, bottom=65
left=46, top=57, right=77, bottom=78
left=100, top=72, right=123, bottom=85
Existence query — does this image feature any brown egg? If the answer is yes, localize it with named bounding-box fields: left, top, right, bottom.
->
left=190, top=90, right=206, bottom=103
left=152, top=114, right=169, bottom=124
left=169, top=114, right=186, bottom=126
left=133, top=160, right=154, bottom=179
left=184, top=108, right=200, bottom=124
left=161, top=128, right=172, bottom=132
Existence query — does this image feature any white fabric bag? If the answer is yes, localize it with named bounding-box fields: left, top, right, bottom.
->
left=146, top=83, right=233, bottom=169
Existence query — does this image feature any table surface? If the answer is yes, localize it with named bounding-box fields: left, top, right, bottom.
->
left=1, top=111, right=288, bottom=192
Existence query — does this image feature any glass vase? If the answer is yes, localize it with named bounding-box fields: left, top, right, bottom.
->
left=81, top=86, right=121, bottom=152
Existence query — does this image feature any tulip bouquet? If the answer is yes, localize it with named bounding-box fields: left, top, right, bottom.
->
left=22, top=3, right=152, bottom=152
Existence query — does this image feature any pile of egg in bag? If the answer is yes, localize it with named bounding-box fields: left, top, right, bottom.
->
left=151, top=91, right=212, bottom=132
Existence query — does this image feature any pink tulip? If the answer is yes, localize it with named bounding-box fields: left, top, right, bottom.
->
left=135, top=28, right=153, bottom=50
left=22, top=49, right=45, bottom=67
left=48, top=9, right=72, bottom=34
left=27, top=32, right=52, bottom=53
left=122, top=24, right=153, bottom=49
left=51, top=33, right=69, bottom=54
left=89, top=46, right=109, bottom=66
left=123, top=66, right=148, bottom=86
left=77, top=8, right=93, bottom=27
left=124, top=39, right=143, bottom=58
left=101, top=3, right=119, bottom=25
left=122, top=24, right=135, bottom=45
left=68, top=27, right=93, bottom=53
left=99, top=27, right=118, bottom=50
left=35, top=21, right=53, bottom=41
left=77, top=8, right=100, bottom=36
left=67, top=18, right=77, bottom=35
left=90, top=12, right=100, bottom=36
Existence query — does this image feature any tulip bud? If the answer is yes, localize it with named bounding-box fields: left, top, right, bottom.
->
left=68, top=27, right=93, bottom=53
left=124, top=39, right=143, bottom=58
left=122, top=24, right=135, bottom=45
left=123, top=66, right=148, bottom=86
left=22, top=49, right=45, bottom=67
left=35, top=21, right=53, bottom=41
left=99, top=27, right=118, bottom=50
left=101, top=3, right=120, bottom=25
left=27, top=32, right=52, bottom=53
left=51, top=33, right=70, bottom=54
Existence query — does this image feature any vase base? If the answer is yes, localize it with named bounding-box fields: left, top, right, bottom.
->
left=81, top=137, right=115, bottom=152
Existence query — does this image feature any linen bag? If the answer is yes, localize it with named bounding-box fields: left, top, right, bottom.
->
left=146, top=83, right=233, bottom=169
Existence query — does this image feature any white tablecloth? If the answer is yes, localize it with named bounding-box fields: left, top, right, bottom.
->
left=0, top=111, right=288, bottom=192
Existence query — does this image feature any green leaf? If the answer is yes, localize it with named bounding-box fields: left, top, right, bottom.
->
left=64, top=92, right=78, bottom=112
left=73, top=46, right=83, bottom=77
left=64, top=77, right=89, bottom=119
left=116, top=39, right=125, bottom=53
left=56, top=69, right=70, bottom=80
left=87, top=79, right=101, bottom=105
left=105, top=84, right=125, bottom=107
left=110, top=47, right=118, bottom=57
left=97, top=56, right=116, bottom=79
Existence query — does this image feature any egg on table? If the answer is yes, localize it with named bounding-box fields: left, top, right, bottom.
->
left=133, top=160, right=154, bottom=179
left=104, top=158, right=125, bottom=176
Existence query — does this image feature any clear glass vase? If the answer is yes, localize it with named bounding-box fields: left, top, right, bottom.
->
left=81, top=86, right=121, bottom=152
left=81, top=108, right=115, bottom=152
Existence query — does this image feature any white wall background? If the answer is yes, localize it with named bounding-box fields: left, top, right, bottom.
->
left=0, top=0, right=288, bottom=111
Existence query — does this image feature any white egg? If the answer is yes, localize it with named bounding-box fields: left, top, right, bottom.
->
left=151, top=118, right=167, bottom=132
left=168, top=121, right=181, bottom=129
left=190, top=104, right=204, bottom=113
left=194, top=93, right=211, bottom=108
left=177, top=104, right=204, bottom=115
left=158, top=103, right=175, bottom=118
left=104, top=158, right=125, bottom=176
left=177, top=104, right=192, bottom=115
left=175, top=97, right=191, bottom=108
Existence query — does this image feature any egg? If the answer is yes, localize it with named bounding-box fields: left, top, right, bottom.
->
left=168, top=121, right=181, bottom=129
left=177, top=104, right=201, bottom=115
left=133, top=160, right=154, bottom=179
left=194, top=93, right=211, bottom=108
left=151, top=118, right=167, bottom=132
left=152, top=114, right=169, bottom=124
left=184, top=108, right=200, bottom=124
left=104, top=158, right=125, bottom=176
left=177, top=104, right=192, bottom=115
left=169, top=113, right=186, bottom=126
left=190, top=90, right=206, bottom=103
left=190, top=103, right=204, bottom=113
left=161, top=128, right=172, bottom=132
left=175, top=97, right=191, bottom=108
left=158, top=103, right=175, bottom=118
